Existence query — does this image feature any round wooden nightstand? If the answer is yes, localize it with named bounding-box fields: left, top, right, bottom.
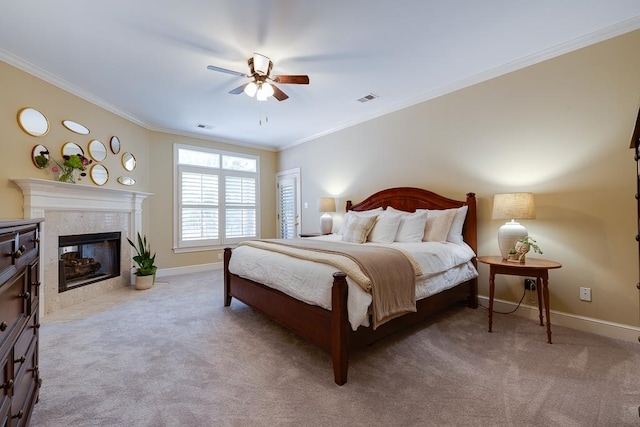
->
left=477, top=256, right=562, bottom=343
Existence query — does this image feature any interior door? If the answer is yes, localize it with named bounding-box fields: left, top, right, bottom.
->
left=276, top=169, right=301, bottom=238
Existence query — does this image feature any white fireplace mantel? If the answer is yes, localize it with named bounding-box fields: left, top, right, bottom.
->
left=12, top=178, right=152, bottom=215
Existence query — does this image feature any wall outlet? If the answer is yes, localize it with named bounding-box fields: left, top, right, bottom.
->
left=524, top=278, right=536, bottom=291
left=579, top=287, right=592, bottom=301
left=217, top=253, right=223, bottom=260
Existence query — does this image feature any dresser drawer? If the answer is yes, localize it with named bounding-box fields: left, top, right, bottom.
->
left=0, top=273, right=28, bottom=356
left=15, top=226, right=39, bottom=267
left=0, top=232, right=17, bottom=288
left=11, top=336, right=37, bottom=426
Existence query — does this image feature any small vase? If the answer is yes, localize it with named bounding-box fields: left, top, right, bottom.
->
left=58, top=168, right=76, bottom=183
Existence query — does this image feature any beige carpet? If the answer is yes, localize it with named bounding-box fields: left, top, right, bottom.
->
left=31, top=271, right=640, bottom=426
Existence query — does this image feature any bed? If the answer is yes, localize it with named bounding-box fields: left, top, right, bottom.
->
left=223, top=187, right=478, bottom=385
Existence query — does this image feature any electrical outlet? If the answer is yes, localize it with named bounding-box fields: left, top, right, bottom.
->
left=217, top=253, right=223, bottom=260
left=524, top=278, right=536, bottom=291
left=579, top=287, right=591, bottom=301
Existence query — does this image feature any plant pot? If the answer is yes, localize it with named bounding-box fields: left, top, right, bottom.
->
left=134, top=274, right=154, bottom=290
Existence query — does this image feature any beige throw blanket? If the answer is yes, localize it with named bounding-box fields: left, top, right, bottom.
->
left=238, top=239, right=417, bottom=328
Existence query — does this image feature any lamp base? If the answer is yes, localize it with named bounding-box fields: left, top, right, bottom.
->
left=320, top=213, right=333, bottom=235
left=498, top=220, right=528, bottom=259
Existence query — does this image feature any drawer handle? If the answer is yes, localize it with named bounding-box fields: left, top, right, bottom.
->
left=12, top=410, right=24, bottom=419
left=19, top=292, right=30, bottom=300
left=1, top=379, right=13, bottom=389
left=11, top=245, right=27, bottom=259
left=14, top=355, right=26, bottom=364
left=0, top=321, right=7, bottom=331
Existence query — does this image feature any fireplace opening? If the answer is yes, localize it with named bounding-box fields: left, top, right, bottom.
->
left=58, top=232, right=121, bottom=293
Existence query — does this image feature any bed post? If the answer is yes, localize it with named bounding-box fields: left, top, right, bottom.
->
left=223, top=248, right=232, bottom=306
left=331, top=272, right=349, bottom=385
left=465, top=192, right=479, bottom=309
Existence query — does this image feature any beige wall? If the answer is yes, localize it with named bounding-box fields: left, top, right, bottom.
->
left=0, top=60, right=277, bottom=272
left=279, top=30, right=640, bottom=327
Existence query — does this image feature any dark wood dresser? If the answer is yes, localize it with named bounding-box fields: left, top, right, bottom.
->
left=0, top=219, right=43, bottom=426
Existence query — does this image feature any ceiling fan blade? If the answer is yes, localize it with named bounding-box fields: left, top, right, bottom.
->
left=272, top=75, right=309, bottom=84
left=207, top=65, right=247, bottom=78
left=271, top=84, right=289, bottom=101
left=229, top=83, right=249, bottom=95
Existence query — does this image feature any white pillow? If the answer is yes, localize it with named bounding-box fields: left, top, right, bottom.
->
left=394, top=210, right=429, bottom=243
left=341, top=208, right=383, bottom=235
left=423, top=209, right=457, bottom=242
left=446, top=205, right=468, bottom=244
left=341, top=214, right=378, bottom=243
left=367, top=211, right=403, bottom=244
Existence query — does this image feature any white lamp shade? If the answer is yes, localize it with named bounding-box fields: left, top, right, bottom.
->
left=492, top=193, right=536, bottom=220
left=253, top=53, right=271, bottom=75
left=261, top=82, right=274, bottom=97
left=244, top=82, right=257, bottom=97
left=256, top=84, right=268, bottom=101
left=318, top=197, right=336, bottom=213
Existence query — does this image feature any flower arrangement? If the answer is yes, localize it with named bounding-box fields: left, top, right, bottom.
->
left=51, top=154, right=92, bottom=183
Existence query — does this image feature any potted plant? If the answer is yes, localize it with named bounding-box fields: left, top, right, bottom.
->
left=516, top=236, right=543, bottom=254
left=508, top=236, right=543, bottom=263
left=127, top=232, right=157, bottom=290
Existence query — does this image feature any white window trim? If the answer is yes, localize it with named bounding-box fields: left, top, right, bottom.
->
left=173, top=143, right=260, bottom=252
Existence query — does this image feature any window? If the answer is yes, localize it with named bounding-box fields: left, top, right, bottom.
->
left=174, top=144, right=259, bottom=251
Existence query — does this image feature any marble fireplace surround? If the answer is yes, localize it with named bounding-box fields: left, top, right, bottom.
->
left=12, top=178, right=151, bottom=316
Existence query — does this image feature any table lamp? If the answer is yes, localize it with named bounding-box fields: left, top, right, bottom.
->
left=491, top=192, right=536, bottom=259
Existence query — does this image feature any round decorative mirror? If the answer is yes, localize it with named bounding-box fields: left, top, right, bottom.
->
left=17, top=108, right=49, bottom=137
left=32, top=144, right=50, bottom=168
left=117, top=176, right=136, bottom=186
left=62, top=120, right=90, bottom=135
left=110, top=136, right=121, bottom=154
left=90, top=164, right=109, bottom=186
left=61, top=142, right=84, bottom=157
left=122, top=152, right=136, bottom=171
left=88, top=139, right=107, bottom=161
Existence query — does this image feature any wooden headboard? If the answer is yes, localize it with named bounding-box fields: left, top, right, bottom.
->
left=345, top=187, right=477, bottom=255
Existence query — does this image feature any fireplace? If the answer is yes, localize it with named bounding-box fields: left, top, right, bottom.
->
left=13, top=178, right=152, bottom=315
left=58, top=232, right=121, bottom=292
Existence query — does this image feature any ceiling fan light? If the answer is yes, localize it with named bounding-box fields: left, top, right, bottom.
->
left=253, top=53, right=271, bottom=75
left=256, top=86, right=268, bottom=101
left=244, top=82, right=257, bottom=97
left=261, top=82, right=274, bottom=97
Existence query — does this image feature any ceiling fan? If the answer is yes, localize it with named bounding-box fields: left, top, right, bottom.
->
left=207, top=53, right=309, bottom=101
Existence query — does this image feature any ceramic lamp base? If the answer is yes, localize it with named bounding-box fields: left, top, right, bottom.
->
left=320, top=213, right=333, bottom=235
left=498, top=220, right=528, bottom=260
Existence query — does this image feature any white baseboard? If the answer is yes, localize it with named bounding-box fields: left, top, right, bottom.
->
left=480, top=295, right=640, bottom=344
left=156, top=262, right=222, bottom=278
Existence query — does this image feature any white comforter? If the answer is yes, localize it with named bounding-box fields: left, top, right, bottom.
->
left=228, top=234, right=478, bottom=330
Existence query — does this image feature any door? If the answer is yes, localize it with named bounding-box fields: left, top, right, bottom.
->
left=276, top=169, right=301, bottom=239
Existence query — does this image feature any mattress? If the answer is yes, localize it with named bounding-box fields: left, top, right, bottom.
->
left=228, top=234, right=478, bottom=330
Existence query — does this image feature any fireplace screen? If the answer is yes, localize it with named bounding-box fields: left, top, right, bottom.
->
left=58, top=232, right=121, bottom=292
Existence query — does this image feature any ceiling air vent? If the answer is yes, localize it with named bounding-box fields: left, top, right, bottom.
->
left=357, top=93, right=378, bottom=103
left=197, top=123, right=215, bottom=130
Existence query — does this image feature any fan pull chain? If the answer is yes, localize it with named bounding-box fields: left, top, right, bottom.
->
left=259, top=102, right=269, bottom=126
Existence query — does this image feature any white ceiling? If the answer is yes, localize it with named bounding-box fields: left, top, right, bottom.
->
left=2, top=1, right=640, bottom=151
